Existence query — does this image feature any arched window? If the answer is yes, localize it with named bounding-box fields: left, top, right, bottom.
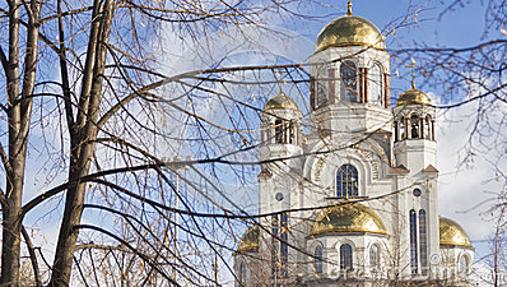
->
left=288, top=121, right=296, bottom=145
left=340, top=61, right=358, bottom=102
left=458, top=255, right=470, bottom=275
left=314, top=246, right=323, bottom=273
left=369, top=63, right=383, bottom=105
left=315, top=65, right=329, bottom=108
left=400, top=117, right=407, bottom=140
left=340, top=244, right=353, bottom=271
left=336, top=164, right=359, bottom=198
left=280, top=213, right=289, bottom=270
left=271, top=215, right=278, bottom=277
left=419, top=210, right=428, bottom=275
left=409, top=209, right=418, bottom=275
left=239, top=262, right=247, bottom=284
left=424, top=115, right=432, bottom=140
left=271, top=213, right=289, bottom=278
left=275, top=119, right=284, bottom=144
left=369, top=244, right=380, bottom=272
left=410, top=115, right=420, bottom=139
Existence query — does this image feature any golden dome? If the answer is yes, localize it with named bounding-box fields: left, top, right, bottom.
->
left=311, top=203, right=388, bottom=236
left=237, top=226, right=260, bottom=253
left=396, top=88, right=433, bottom=107
left=263, top=91, right=300, bottom=112
left=439, top=217, right=473, bottom=249
left=316, top=15, right=385, bottom=52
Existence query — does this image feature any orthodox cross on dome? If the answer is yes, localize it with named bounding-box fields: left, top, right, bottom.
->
left=346, top=0, right=353, bottom=16
left=406, top=58, right=417, bottom=89
left=275, top=69, right=286, bottom=92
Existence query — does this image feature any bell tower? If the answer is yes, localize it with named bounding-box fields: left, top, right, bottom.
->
left=257, top=89, right=304, bottom=283
left=393, top=63, right=437, bottom=172
left=393, top=62, right=440, bottom=279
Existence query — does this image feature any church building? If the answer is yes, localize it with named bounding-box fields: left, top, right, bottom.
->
left=234, top=2, right=474, bottom=286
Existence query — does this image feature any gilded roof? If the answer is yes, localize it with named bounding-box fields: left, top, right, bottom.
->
left=316, top=15, right=385, bottom=52
left=263, top=91, right=300, bottom=112
left=237, top=226, right=260, bottom=253
left=396, top=88, right=433, bottom=107
left=311, top=203, right=388, bottom=236
left=439, top=217, right=473, bottom=249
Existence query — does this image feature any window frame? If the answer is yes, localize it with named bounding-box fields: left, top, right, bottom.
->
left=340, top=243, right=354, bottom=271
left=340, top=60, right=359, bottom=102
left=314, top=245, right=323, bottom=274
left=409, top=209, right=418, bottom=275
left=369, top=243, right=381, bottom=273
left=336, top=164, right=359, bottom=198
left=368, top=62, right=384, bottom=105
left=419, top=209, right=428, bottom=275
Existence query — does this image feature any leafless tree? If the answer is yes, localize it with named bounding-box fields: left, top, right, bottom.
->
left=0, top=0, right=505, bottom=286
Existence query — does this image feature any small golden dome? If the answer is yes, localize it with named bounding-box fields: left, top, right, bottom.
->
left=396, top=88, right=433, bottom=107
left=263, top=91, right=300, bottom=112
left=311, top=203, right=388, bottom=236
left=316, top=15, right=385, bottom=52
left=237, top=226, right=260, bottom=253
left=439, top=217, right=473, bottom=249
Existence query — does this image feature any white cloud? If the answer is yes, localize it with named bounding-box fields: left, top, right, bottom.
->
left=437, top=93, right=506, bottom=253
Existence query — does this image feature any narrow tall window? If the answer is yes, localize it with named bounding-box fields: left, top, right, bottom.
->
left=336, top=164, right=359, bottom=198
left=340, top=244, right=353, bottom=271
left=340, top=61, right=358, bottom=102
left=410, top=115, right=420, bottom=139
left=369, top=63, right=383, bottom=105
left=409, top=210, right=418, bottom=274
left=315, top=65, right=329, bottom=108
left=459, top=255, right=470, bottom=275
left=288, top=122, right=296, bottom=145
left=369, top=244, right=380, bottom=272
left=271, top=215, right=279, bottom=278
left=419, top=210, right=428, bottom=275
left=280, top=213, right=289, bottom=277
left=424, top=116, right=432, bottom=140
left=314, top=246, right=323, bottom=273
left=239, top=262, right=246, bottom=284
left=400, top=117, right=407, bottom=140
left=271, top=214, right=288, bottom=278
left=275, top=120, right=284, bottom=144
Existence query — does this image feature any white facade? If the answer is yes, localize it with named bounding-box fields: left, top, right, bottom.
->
left=234, top=8, right=474, bottom=287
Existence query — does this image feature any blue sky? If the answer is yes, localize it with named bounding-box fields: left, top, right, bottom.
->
left=287, top=0, right=488, bottom=47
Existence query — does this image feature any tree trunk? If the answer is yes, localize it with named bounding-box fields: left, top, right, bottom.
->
left=1, top=0, right=40, bottom=284
left=49, top=1, right=114, bottom=285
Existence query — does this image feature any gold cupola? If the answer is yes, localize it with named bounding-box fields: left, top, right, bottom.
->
left=396, top=88, right=433, bottom=107
left=316, top=1, right=385, bottom=52
left=237, top=226, right=260, bottom=253
left=263, top=91, right=300, bottom=112
left=396, top=61, right=433, bottom=107
left=311, top=203, right=388, bottom=237
left=439, top=217, right=473, bottom=249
